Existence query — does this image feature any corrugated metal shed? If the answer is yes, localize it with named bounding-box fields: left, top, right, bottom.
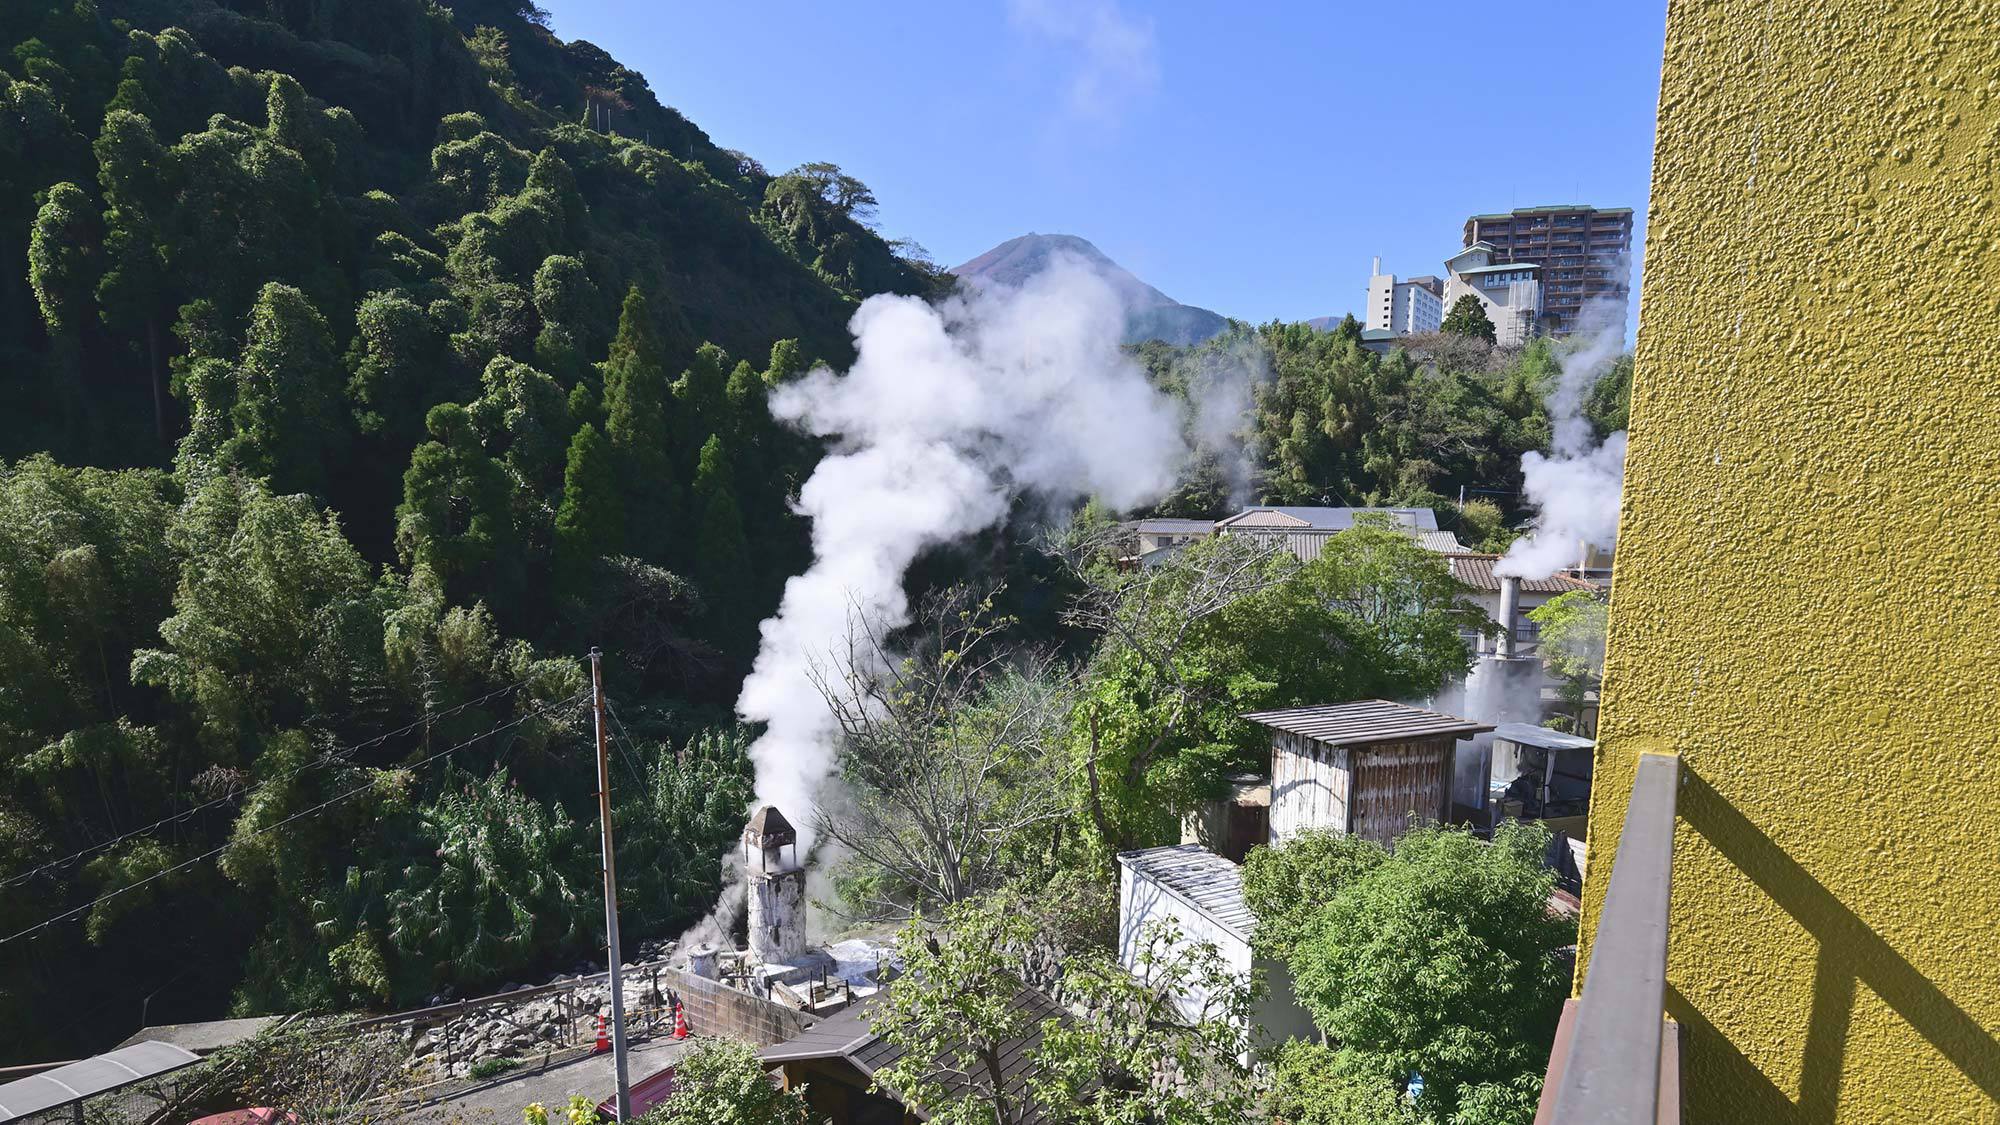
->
left=1117, top=845, right=1258, bottom=943
left=1446, top=554, right=1598, bottom=594
left=1243, top=700, right=1491, bottom=748
left=0, top=1042, right=199, bottom=1123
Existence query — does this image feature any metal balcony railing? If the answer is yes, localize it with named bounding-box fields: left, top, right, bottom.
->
left=1537, top=752, right=1682, bottom=1125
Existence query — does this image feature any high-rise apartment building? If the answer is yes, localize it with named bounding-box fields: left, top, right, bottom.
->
left=1461, top=205, right=1633, bottom=335
left=1363, top=257, right=1445, bottom=337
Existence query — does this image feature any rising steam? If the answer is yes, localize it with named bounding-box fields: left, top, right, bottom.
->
left=734, top=255, right=1188, bottom=847
left=1494, top=298, right=1630, bottom=580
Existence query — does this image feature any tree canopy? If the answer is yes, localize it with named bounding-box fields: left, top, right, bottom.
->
left=1441, top=294, right=1498, bottom=343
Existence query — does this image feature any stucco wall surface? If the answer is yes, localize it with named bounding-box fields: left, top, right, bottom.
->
left=1577, top=1, right=2000, bottom=1120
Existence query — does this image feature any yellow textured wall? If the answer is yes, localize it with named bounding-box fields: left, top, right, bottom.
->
left=1576, top=1, right=2000, bottom=1121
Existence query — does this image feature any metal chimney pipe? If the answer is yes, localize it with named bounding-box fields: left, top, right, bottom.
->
left=1497, top=574, right=1521, bottom=659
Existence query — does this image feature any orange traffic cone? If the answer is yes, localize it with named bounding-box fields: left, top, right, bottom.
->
left=593, top=1014, right=610, bottom=1054
left=672, top=1002, right=689, bottom=1041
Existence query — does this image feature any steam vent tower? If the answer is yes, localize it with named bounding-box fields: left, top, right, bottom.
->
left=744, top=805, right=806, bottom=963
left=1548, top=1, right=2000, bottom=1122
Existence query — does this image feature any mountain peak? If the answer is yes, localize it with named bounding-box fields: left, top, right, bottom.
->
left=950, top=233, right=1226, bottom=346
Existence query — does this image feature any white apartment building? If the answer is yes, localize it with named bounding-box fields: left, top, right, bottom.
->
left=1442, top=241, right=1540, bottom=346
left=1363, top=257, right=1444, bottom=337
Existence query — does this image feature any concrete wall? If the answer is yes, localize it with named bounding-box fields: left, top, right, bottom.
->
left=1576, top=3, right=2000, bottom=1119
left=660, top=967, right=812, bottom=1047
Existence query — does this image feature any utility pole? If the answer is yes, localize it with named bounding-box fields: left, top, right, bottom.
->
left=590, top=648, right=632, bottom=1121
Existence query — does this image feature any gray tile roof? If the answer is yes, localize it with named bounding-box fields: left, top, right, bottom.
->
left=1416, top=530, right=1470, bottom=553
left=1242, top=699, right=1491, bottom=748
left=1117, top=844, right=1258, bottom=943
left=1133, top=518, right=1215, bottom=534
left=1217, top=506, right=1440, bottom=532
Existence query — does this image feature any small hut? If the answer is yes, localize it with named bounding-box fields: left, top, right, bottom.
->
left=1246, top=700, right=1491, bottom=846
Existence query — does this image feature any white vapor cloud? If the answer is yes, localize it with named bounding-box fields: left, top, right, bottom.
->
left=1495, top=295, right=1631, bottom=580
left=735, top=255, right=1187, bottom=846
left=1008, top=0, right=1160, bottom=124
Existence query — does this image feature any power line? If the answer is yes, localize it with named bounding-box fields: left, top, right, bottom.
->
left=0, top=691, right=588, bottom=948
left=601, top=699, right=651, bottom=789
left=3, top=679, right=536, bottom=890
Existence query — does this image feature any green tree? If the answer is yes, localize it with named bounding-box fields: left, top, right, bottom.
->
left=395, top=403, right=519, bottom=603
left=529, top=253, right=598, bottom=382
left=386, top=768, right=594, bottom=997
left=1286, top=824, right=1573, bottom=1123
left=1269, top=1040, right=1420, bottom=1125
left=1526, top=589, right=1609, bottom=732
left=871, top=890, right=1255, bottom=1125
left=870, top=897, right=1044, bottom=1125
left=553, top=422, right=621, bottom=593
left=224, top=283, right=347, bottom=497
left=347, top=290, right=448, bottom=449
left=94, top=109, right=174, bottom=441
left=1241, top=827, right=1387, bottom=965
left=27, top=181, right=95, bottom=338
left=613, top=728, right=755, bottom=934
left=1440, top=294, right=1497, bottom=344
left=636, top=1037, right=808, bottom=1125
left=690, top=434, right=753, bottom=653
left=471, top=356, right=573, bottom=526
left=600, top=286, right=680, bottom=560
left=1452, top=498, right=1516, bottom=553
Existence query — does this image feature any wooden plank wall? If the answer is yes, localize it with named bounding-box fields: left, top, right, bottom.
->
left=1268, top=731, right=1350, bottom=844
left=1349, top=739, right=1453, bottom=846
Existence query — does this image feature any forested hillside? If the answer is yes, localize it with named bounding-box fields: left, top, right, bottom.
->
left=0, top=0, right=941, bottom=1058
left=0, top=0, right=1633, bottom=1067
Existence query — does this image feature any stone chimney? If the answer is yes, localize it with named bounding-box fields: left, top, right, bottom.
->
left=743, top=806, right=806, bottom=964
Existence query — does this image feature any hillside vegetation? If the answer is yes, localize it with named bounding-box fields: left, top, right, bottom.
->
left=0, top=0, right=1630, bottom=1068
left=0, top=0, right=940, bottom=1057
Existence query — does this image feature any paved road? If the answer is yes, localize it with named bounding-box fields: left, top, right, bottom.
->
left=395, top=1035, right=693, bottom=1124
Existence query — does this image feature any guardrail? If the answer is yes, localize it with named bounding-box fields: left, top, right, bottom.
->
left=1537, top=752, right=1682, bottom=1125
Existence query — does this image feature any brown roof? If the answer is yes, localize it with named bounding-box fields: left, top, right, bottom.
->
left=759, top=989, right=1069, bottom=1124
left=1242, top=699, right=1491, bottom=747
left=1447, top=554, right=1598, bottom=594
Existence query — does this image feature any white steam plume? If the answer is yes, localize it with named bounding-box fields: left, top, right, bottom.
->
left=735, top=255, right=1188, bottom=846
left=1185, top=334, right=1268, bottom=509
left=1494, top=295, right=1630, bottom=580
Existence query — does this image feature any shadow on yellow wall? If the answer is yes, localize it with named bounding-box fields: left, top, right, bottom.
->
left=1667, top=769, right=2000, bottom=1120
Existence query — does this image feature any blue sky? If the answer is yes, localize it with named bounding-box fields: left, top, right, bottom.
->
left=544, top=1, right=1667, bottom=337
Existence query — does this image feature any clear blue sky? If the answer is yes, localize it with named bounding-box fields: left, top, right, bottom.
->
left=544, top=1, right=1667, bottom=336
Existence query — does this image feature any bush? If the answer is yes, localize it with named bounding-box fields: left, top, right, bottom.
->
left=470, top=1056, right=521, bottom=1079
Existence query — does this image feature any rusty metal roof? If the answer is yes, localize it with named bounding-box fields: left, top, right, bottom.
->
left=1242, top=699, right=1491, bottom=747
left=1447, top=554, right=1599, bottom=594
